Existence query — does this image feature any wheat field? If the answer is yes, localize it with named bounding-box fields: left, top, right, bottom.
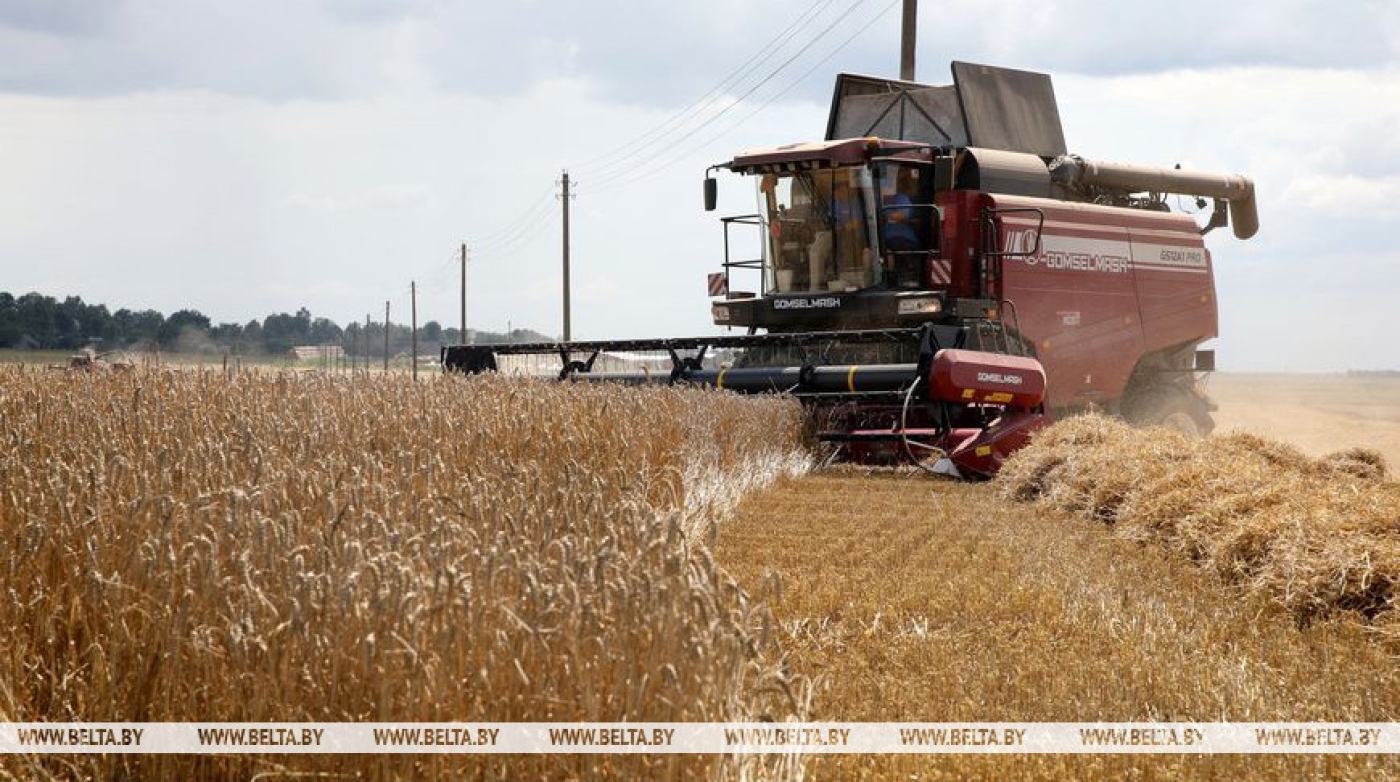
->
left=0, top=367, right=808, bottom=781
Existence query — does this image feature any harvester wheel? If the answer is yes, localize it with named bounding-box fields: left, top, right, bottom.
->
left=1125, top=387, right=1214, bottom=437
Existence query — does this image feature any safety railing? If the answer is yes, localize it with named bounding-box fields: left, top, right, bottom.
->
left=720, top=214, right=764, bottom=298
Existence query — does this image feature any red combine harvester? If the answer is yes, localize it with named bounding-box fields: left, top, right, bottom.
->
left=444, top=62, right=1257, bottom=479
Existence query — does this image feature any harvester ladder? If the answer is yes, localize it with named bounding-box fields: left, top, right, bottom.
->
left=997, top=298, right=1030, bottom=358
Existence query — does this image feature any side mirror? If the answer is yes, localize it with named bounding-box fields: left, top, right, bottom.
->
left=703, top=177, right=718, bottom=212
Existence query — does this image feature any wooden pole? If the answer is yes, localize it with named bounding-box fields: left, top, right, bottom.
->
left=900, top=0, right=917, bottom=81
left=410, top=281, right=418, bottom=382
left=561, top=170, right=572, bottom=341
left=460, top=243, right=469, bottom=345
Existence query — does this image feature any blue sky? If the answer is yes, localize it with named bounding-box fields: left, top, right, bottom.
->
left=1, top=0, right=1397, bottom=369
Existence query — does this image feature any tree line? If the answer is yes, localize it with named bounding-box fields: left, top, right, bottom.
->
left=0, top=291, right=548, bottom=356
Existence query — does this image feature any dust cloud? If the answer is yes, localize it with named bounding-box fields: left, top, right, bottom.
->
left=1207, top=373, right=1400, bottom=468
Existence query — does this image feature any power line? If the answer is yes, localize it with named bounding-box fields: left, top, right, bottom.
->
left=474, top=202, right=561, bottom=261
left=583, top=0, right=872, bottom=192
left=406, top=0, right=846, bottom=318
left=571, top=0, right=842, bottom=179
left=590, top=0, right=901, bottom=194
left=377, top=195, right=556, bottom=350
left=471, top=188, right=556, bottom=248
left=393, top=0, right=860, bottom=305
left=404, top=188, right=554, bottom=299
left=366, top=0, right=893, bottom=344
left=688, top=0, right=903, bottom=161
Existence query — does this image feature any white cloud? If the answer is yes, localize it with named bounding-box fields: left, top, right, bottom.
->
left=1, top=2, right=1398, bottom=369
left=281, top=187, right=428, bottom=213
left=1280, top=174, right=1400, bottom=217
left=7, top=0, right=1393, bottom=103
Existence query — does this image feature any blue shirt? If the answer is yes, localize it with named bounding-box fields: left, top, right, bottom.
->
left=829, top=196, right=859, bottom=228
left=883, top=194, right=919, bottom=247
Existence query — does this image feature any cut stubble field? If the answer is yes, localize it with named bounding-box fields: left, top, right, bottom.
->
left=719, top=470, right=1398, bottom=780
left=716, top=372, right=1400, bottom=780
left=1210, top=372, right=1400, bottom=466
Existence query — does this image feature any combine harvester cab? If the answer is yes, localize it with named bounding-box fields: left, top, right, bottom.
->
left=445, top=62, right=1256, bottom=477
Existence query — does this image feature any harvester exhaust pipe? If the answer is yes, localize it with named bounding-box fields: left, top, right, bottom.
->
left=1049, top=155, right=1258, bottom=240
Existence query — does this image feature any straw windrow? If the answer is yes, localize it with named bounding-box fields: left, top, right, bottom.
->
left=998, top=414, right=1398, bottom=636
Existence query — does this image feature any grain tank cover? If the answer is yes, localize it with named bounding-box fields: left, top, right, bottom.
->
left=826, top=62, right=1067, bottom=158
left=826, top=73, right=969, bottom=147
left=951, top=62, right=1066, bottom=158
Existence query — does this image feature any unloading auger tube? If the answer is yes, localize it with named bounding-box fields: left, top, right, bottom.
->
left=441, top=325, right=1053, bottom=479
left=1049, top=155, right=1258, bottom=239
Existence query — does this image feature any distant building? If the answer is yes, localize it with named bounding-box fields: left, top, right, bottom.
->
left=288, top=345, right=344, bottom=361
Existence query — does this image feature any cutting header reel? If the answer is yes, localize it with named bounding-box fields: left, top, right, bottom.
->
left=443, top=323, right=1049, bottom=479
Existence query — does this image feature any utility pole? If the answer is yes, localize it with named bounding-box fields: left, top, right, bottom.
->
left=410, top=281, right=418, bottom=382
left=384, top=301, right=390, bottom=372
left=460, top=242, right=470, bottom=345
left=900, top=0, right=917, bottom=81
left=560, top=170, right=573, bottom=342
left=365, top=313, right=371, bottom=375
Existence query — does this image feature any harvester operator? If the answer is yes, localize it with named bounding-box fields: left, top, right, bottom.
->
left=881, top=167, right=921, bottom=252
left=811, top=173, right=870, bottom=291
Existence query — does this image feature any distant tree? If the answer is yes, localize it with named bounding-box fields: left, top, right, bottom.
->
left=158, top=309, right=211, bottom=348
left=308, top=316, right=341, bottom=344
left=111, top=309, right=134, bottom=341
left=241, top=319, right=264, bottom=352
left=113, top=308, right=165, bottom=346
left=75, top=301, right=113, bottom=345
left=0, top=292, right=18, bottom=347
left=56, top=296, right=90, bottom=348
left=15, top=293, right=58, bottom=347
left=210, top=322, right=245, bottom=349
left=341, top=322, right=366, bottom=356
left=261, top=309, right=312, bottom=354
left=294, top=306, right=312, bottom=340
left=0, top=290, right=548, bottom=356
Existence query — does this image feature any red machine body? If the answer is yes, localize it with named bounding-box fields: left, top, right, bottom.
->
left=927, top=349, right=1051, bottom=479
left=969, top=193, right=1216, bottom=412
left=840, top=348, right=1052, bottom=479
left=943, top=411, right=1051, bottom=479
left=928, top=348, right=1046, bottom=409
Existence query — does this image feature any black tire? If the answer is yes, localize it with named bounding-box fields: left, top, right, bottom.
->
left=1124, top=386, right=1215, bottom=437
